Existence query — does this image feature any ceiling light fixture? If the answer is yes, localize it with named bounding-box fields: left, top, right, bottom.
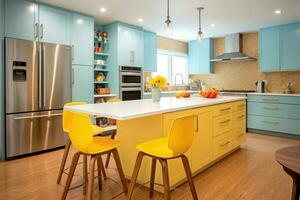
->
left=138, top=18, right=144, bottom=23
left=197, top=7, right=204, bottom=42
left=165, top=0, right=172, bottom=36
left=275, top=9, right=281, bottom=14
left=211, top=23, right=216, bottom=28
left=100, top=7, right=106, bottom=13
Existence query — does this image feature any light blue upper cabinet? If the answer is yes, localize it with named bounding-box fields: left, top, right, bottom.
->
left=259, top=27, right=280, bottom=72
left=281, top=23, right=300, bottom=71
left=118, top=24, right=144, bottom=67
left=38, top=4, right=71, bottom=45
left=71, top=13, right=94, bottom=65
left=143, top=30, right=157, bottom=72
left=4, top=0, right=37, bottom=41
left=72, top=65, right=93, bottom=103
left=188, top=38, right=214, bottom=74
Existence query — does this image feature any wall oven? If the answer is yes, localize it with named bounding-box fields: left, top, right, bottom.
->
left=119, top=66, right=142, bottom=101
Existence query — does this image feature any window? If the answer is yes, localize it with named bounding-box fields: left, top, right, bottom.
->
left=153, top=50, right=188, bottom=86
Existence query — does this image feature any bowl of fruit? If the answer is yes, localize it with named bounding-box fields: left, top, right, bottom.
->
left=199, top=88, right=219, bottom=99
left=175, top=92, right=191, bottom=98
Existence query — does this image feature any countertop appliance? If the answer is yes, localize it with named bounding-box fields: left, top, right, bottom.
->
left=210, top=33, right=256, bottom=62
left=5, top=38, right=71, bottom=158
left=255, top=80, right=267, bottom=93
left=119, top=66, right=142, bottom=101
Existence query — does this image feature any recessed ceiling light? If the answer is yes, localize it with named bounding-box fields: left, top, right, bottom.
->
left=211, top=23, right=216, bottom=27
left=77, top=19, right=83, bottom=24
left=138, top=18, right=143, bottom=23
left=100, top=7, right=107, bottom=13
left=275, top=9, right=281, bottom=14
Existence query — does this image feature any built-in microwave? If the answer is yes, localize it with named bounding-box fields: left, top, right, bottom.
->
left=119, top=66, right=142, bottom=87
left=119, top=66, right=143, bottom=101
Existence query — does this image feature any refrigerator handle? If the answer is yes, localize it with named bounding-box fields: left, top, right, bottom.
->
left=38, top=44, right=42, bottom=109
left=34, top=23, right=39, bottom=40
left=13, top=113, right=63, bottom=120
left=40, top=24, right=44, bottom=40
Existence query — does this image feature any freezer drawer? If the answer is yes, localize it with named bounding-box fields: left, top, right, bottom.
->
left=6, top=110, right=67, bottom=158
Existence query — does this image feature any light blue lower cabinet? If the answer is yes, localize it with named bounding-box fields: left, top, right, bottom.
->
left=72, top=65, right=93, bottom=103
left=247, top=115, right=300, bottom=136
left=247, top=102, right=300, bottom=120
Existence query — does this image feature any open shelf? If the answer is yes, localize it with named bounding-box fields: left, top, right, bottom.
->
left=94, top=52, right=109, bottom=56
left=94, top=81, right=109, bottom=84
left=94, top=69, right=109, bottom=72
left=94, top=94, right=116, bottom=98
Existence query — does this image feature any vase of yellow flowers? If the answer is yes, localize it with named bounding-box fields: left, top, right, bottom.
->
left=149, top=75, right=167, bottom=102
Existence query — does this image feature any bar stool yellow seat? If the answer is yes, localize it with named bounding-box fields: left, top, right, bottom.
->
left=57, top=102, right=104, bottom=185
left=127, top=115, right=198, bottom=200
left=61, top=111, right=128, bottom=200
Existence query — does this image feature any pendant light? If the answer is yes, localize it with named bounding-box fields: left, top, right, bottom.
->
left=197, top=7, right=204, bottom=42
left=165, top=0, right=172, bottom=36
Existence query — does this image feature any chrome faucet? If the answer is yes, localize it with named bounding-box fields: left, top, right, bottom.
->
left=175, top=73, right=184, bottom=86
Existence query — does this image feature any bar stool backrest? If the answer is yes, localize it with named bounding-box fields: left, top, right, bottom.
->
left=63, top=102, right=86, bottom=133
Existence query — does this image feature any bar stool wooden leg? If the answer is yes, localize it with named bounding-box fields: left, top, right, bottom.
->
left=57, top=139, right=71, bottom=184
left=61, top=151, right=81, bottom=200
left=159, top=159, right=170, bottom=200
left=87, top=155, right=97, bottom=200
left=98, top=156, right=107, bottom=179
left=181, top=155, right=198, bottom=200
left=97, top=157, right=103, bottom=191
left=149, top=157, right=157, bottom=198
left=126, top=152, right=144, bottom=200
left=83, top=155, right=88, bottom=195
left=105, top=130, right=117, bottom=168
left=112, top=149, right=128, bottom=193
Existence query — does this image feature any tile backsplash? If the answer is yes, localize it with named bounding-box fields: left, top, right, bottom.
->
left=191, top=33, right=300, bottom=93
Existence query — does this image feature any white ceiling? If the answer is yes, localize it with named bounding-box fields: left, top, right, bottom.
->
left=37, top=0, right=300, bottom=41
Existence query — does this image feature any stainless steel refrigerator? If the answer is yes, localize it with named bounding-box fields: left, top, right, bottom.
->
left=5, top=37, right=72, bottom=158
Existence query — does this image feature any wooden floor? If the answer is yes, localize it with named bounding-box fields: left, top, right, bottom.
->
left=0, top=133, right=299, bottom=200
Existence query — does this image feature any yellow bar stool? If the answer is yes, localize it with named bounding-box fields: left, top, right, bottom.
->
left=61, top=111, right=128, bottom=200
left=126, top=115, right=198, bottom=200
left=104, top=98, right=122, bottom=168
left=57, top=102, right=105, bottom=185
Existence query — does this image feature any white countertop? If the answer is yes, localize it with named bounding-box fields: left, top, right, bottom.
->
left=143, top=90, right=198, bottom=95
left=65, top=96, right=246, bottom=120
left=248, top=92, right=300, bottom=97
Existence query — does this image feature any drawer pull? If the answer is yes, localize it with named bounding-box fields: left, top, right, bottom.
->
left=238, top=133, right=244, bottom=137
left=220, top=108, right=231, bottom=112
left=262, top=120, right=279, bottom=125
left=263, top=106, right=279, bottom=111
left=220, top=119, right=231, bottom=124
left=262, top=98, right=279, bottom=102
left=237, top=115, right=245, bottom=119
left=220, top=141, right=231, bottom=147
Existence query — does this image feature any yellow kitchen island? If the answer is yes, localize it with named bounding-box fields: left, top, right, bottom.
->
left=65, top=96, right=246, bottom=191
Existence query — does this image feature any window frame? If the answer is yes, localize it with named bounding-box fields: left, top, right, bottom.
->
left=155, top=49, right=189, bottom=86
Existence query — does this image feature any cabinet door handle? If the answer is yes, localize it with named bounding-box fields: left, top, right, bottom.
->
left=263, top=106, right=279, bottom=111
left=237, top=104, right=245, bottom=108
left=130, top=50, right=135, bottom=64
left=40, top=24, right=44, bottom=39
left=71, top=45, right=74, bottom=61
left=72, top=69, right=74, bottom=84
left=262, top=120, right=279, bottom=125
left=220, top=108, right=231, bottom=112
left=262, top=98, right=279, bottom=102
left=195, top=115, right=199, bottom=133
left=220, top=141, right=230, bottom=147
left=238, top=133, right=244, bottom=137
left=34, top=23, right=39, bottom=39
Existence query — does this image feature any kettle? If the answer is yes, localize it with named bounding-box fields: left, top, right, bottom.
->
left=255, top=80, right=267, bottom=93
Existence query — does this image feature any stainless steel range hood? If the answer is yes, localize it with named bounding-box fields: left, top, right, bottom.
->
left=210, top=33, right=256, bottom=62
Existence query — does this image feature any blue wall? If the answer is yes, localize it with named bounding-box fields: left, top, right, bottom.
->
left=0, top=0, right=4, bottom=160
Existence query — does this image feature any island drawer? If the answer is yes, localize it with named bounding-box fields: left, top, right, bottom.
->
left=232, top=100, right=246, bottom=112
left=213, top=131, right=232, bottom=159
left=213, top=114, right=232, bottom=137
left=232, top=129, right=246, bottom=148
left=212, top=103, right=233, bottom=117
left=247, top=95, right=300, bottom=105
left=247, top=115, right=300, bottom=136
left=247, top=102, right=300, bottom=120
left=233, top=111, right=246, bottom=130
